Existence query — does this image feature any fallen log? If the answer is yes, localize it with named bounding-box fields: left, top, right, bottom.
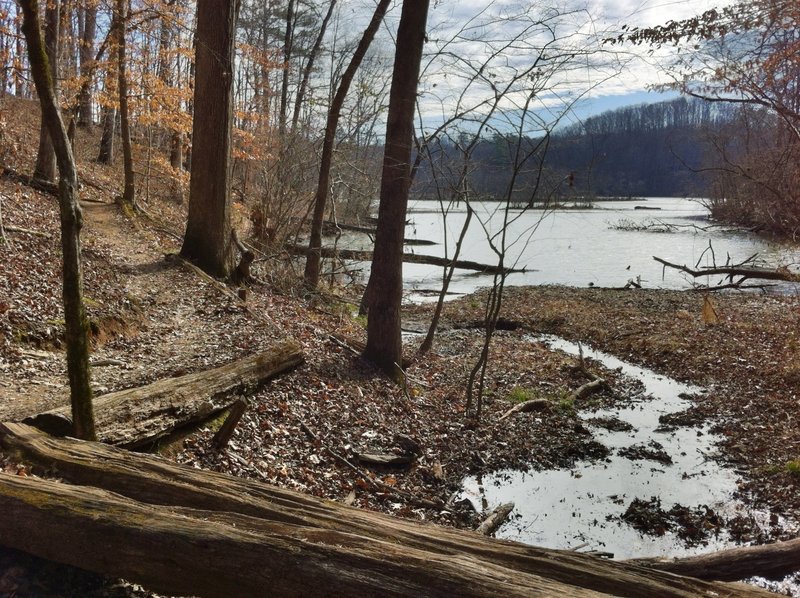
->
left=2, top=166, right=59, bottom=196
left=0, top=423, right=769, bottom=597
left=628, top=537, right=800, bottom=582
left=653, top=256, right=800, bottom=283
left=288, top=244, right=526, bottom=275
left=0, top=473, right=573, bottom=598
left=22, top=340, right=303, bottom=448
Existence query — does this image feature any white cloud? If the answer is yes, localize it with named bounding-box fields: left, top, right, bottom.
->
left=410, top=0, right=738, bottom=127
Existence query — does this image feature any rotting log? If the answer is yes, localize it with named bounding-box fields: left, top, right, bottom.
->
left=22, top=340, right=303, bottom=448
left=628, top=538, right=800, bottom=582
left=0, top=473, right=590, bottom=598
left=0, top=424, right=771, bottom=597
left=288, top=244, right=527, bottom=275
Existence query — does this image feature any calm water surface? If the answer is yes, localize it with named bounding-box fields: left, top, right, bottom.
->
left=395, top=198, right=800, bottom=297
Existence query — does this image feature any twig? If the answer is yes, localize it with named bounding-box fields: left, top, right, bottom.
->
left=299, top=420, right=444, bottom=510
left=90, top=358, right=127, bottom=367
left=3, top=225, right=51, bottom=238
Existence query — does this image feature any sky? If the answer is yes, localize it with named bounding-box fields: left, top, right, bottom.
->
left=407, top=0, right=737, bottom=130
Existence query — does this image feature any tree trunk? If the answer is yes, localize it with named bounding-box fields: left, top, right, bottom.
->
left=96, top=104, right=115, bottom=163
left=303, top=0, right=391, bottom=288
left=77, top=2, right=96, bottom=126
left=19, top=0, right=96, bottom=441
left=115, top=0, right=134, bottom=205
left=24, top=340, right=303, bottom=448
left=364, top=0, right=430, bottom=377
left=32, top=0, right=59, bottom=184
left=0, top=424, right=770, bottom=598
left=180, top=0, right=238, bottom=278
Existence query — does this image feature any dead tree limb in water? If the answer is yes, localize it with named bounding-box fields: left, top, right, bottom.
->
left=290, top=244, right=526, bottom=276
left=654, top=256, right=800, bottom=284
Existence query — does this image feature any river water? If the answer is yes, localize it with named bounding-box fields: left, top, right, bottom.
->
left=396, top=197, right=800, bottom=297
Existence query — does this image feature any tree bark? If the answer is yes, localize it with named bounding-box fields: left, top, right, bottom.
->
left=278, top=0, right=295, bottom=139
left=363, top=0, right=430, bottom=376
left=0, top=424, right=771, bottom=598
left=302, top=0, right=391, bottom=288
left=20, top=0, right=96, bottom=441
left=32, top=0, right=59, bottom=184
left=96, top=104, right=115, bottom=163
left=180, top=0, right=239, bottom=278
left=24, top=340, right=303, bottom=448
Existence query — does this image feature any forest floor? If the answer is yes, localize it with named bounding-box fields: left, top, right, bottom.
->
left=1, top=95, right=800, bottom=596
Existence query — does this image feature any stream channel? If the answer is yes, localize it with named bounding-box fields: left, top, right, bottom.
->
left=460, top=336, right=799, bottom=593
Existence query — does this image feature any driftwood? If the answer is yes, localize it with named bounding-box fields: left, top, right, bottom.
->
left=357, top=452, right=415, bottom=466
left=654, top=256, right=800, bottom=284
left=288, top=244, right=526, bottom=275
left=0, top=423, right=769, bottom=597
left=23, top=340, right=303, bottom=448
left=477, top=502, right=515, bottom=536
left=567, top=378, right=607, bottom=402
left=498, top=398, right=551, bottom=421
left=628, top=537, right=800, bottom=582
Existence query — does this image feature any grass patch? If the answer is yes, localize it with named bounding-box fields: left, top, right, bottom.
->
left=506, top=386, right=537, bottom=404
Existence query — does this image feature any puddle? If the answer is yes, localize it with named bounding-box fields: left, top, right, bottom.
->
left=462, top=335, right=783, bottom=560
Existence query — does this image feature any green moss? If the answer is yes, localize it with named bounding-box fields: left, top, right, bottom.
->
left=785, top=460, right=800, bottom=476
left=82, top=296, right=102, bottom=308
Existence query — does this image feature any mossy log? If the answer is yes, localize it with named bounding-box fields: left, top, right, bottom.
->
left=0, top=423, right=770, bottom=597
left=23, top=340, right=303, bottom=448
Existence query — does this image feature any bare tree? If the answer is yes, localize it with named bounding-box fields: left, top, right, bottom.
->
left=19, top=0, right=96, bottom=440
left=303, top=0, right=391, bottom=289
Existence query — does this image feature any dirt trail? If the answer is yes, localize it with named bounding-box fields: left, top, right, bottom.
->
left=1, top=198, right=278, bottom=422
